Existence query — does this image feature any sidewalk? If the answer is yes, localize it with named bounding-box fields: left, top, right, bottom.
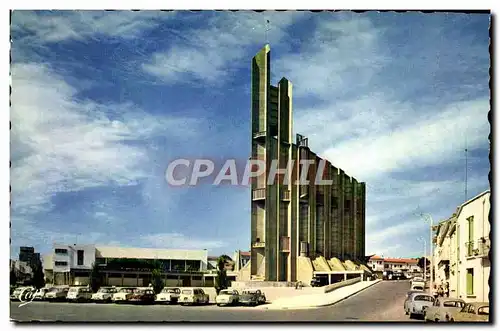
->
left=259, top=279, right=382, bottom=310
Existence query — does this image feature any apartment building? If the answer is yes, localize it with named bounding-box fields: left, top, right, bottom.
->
left=434, top=190, right=490, bottom=302
left=368, top=255, right=421, bottom=274
left=44, top=244, right=236, bottom=287
left=250, top=44, right=366, bottom=282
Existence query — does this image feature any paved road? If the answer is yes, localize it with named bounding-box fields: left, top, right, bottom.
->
left=10, top=281, right=418, bottom=322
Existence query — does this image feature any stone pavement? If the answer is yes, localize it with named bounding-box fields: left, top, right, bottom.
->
left=259, top=279, right=382, bottom=310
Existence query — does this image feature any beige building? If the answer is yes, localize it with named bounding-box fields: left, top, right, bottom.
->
left=434, top=190, right=490, bottom=302
left=250, top=44, right=366, bottom=282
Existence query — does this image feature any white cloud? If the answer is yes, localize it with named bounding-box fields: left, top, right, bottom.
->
left=11, top=10, right=173, bottom=43
left=141, top=233, right=225, bottom=250
left=10, top=62, right=200, bottom=217
left=142, top=11, right=302, bottom=84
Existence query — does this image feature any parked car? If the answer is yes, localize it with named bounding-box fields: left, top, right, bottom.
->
left=449, top=302, right=489, bottom=322
left=405, top=292, right=435, bottom=319
left=404, top=290, right=424, bottom=313
left=128, top=288, right=155, bottom=305
left=111, top=287, right=136, bottom=303
left=239, top=289, right=267, bottom=306
left=10, top=286, right=35, bottom=301
left=45, top=286, right=70, bottom=302
left=33, top=287, right=52, bottom=301
left=91, top=287, right=118, bottom=303
left=155, top=287, right=181, bottom=304
left=215, top=289, right=240, bottom=306
left=424, top=297, right=466, bottom=322
left=66, top=286, right=93, bottom=302
left=411, top=277, right=426, bottom=291
left=179, top=288, right=210, bottom=306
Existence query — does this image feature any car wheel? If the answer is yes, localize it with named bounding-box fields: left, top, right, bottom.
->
left=435, top=318, right=439, bottom=323
left=450, top=318, right=454, bottom=322
left=409, top=313, right=414, bottom=319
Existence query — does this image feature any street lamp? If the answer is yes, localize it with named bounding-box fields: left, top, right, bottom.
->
left=420, top=213, right=434, bottom=295
left=417, top=237, right=427, bottom=281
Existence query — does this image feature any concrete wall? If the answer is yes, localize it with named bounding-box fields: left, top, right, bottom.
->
left=323, top=276, right=361, bottom=293
left=296, top=256, right=314, bottom=285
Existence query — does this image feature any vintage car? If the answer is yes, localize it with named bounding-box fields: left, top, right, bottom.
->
left=10, top=286, right=35, bottom=301
left=129, top=288, right=156, bottom=304
left=45, top=286, right=70, bottom=302
left=179, top=288, right=210, bottom=305
left=215, top=289, right=240, bottom=306
left=239, top=289, right=267, bottom=306
left=33, top=287, right=52, bottom=301
left=91, top=287, right=118, bottom=303
left=405, top=292, right=435, bottom=318
left=411, top=277, right=426, bottom=291
left=111, top=287, right=136, bottom=303
left=449, top=302, right=489, bottom=322
left=155, top=287, right=181, bottom=304
left=424, top=297, right=466, bottom=322
left=66, top=286, right=93, bottom=302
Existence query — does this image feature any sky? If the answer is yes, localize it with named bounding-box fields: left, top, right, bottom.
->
left=10, top=10, right=490, bottom=260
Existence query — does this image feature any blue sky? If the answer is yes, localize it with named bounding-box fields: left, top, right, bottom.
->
left=10, top=11, right=490, bottom=259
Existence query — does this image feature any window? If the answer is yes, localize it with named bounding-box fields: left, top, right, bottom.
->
left=77, top=250, right=84, bottom=265
left=467, top=216, right=474, bottom=241
left=344, top=200, right=351, bottom=210
left=55, top=248, right=68, bottom=254
left=466, top=268, right=474, bottom=295
left=55, top=261, right=68, bottom=266
left=443, top=301, right=457, bottom=307
left=332, top=197, right=338, bottom=209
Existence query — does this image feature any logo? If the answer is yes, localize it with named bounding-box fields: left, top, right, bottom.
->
left=18, top=289, right=35, bottom=308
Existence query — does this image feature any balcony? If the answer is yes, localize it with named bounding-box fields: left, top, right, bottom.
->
left=477, top=237, right=490, bottom=258
left=280, top=236, right=290, bottom=252
left=252, top=241, right=265, bottom=248
left=253, top=131, right=267, bottom=140
left=281, top=189, right=291, bottom=201
left=252, top=188, right=266, bottom=201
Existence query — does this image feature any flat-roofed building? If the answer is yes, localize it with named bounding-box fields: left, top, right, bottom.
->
left=45, top=244, right=235, bottom=287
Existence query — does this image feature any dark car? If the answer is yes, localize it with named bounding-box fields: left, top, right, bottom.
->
left=239, top=289, right=266, bottom=306
left=129, top=288, right=155, bottom=304
left=311, top=276, right=327, bottom=287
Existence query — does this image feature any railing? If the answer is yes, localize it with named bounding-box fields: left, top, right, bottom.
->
left=477, top=237, right=490, bottom=257
left=252, top=241, right=265, bottom=248
left=281, top=189, right=290, bottom=201
left=253, top=131, right=266, bottom=139
left=252, top=188, right=266, bottom=200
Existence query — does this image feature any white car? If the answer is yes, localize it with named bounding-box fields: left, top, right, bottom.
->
left=155, top=287, right=181, bottom=304
left=111, top=287, right=136, bottom=303
left=215, top=289, right=240, bottom=306
left=45, top=286, right=70, bottom=302
left=91, top=287, right=118, bottom=303
left=10, top=286, right=35, bottom=301
left=179, top=288, right=210, bottom=306
left=66, top=286, right=93, bottom=302
left=33, top=287, right=51, bottom=301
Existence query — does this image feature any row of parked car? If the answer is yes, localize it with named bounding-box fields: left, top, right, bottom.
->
left=403, top=279, right=489, bottom=322
left=10, top=286, right=267, bottom=307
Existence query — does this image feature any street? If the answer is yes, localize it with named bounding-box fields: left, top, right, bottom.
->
left=10, top=281, right=418, bottom=322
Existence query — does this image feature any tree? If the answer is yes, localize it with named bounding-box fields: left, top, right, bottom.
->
left=89, top=262, right=103, bottom=293
left=417, top=257, right=430, bottom=270
left=10, top=268, right=17, bottom=286
left=151, top=268, right=164, bottom=294
left=31, top=260, right=45, bottom=289
left=215, top=255, right=232, bottom=295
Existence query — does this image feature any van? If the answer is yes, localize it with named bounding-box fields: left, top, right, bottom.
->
left=179, top=288, right=209, bottom=305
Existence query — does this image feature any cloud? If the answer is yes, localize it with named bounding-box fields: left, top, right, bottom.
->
left=11, top=10, right=173, bottom=43
left=140, top=233, right=225, bottom=250
left=10, top=61, right=200, bottom=219
left=142, top=11, right=303, bottom=85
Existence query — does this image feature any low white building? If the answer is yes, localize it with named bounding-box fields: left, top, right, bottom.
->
left=435, top=190, right=490, bottom=302
left=367, top=255, right=421, bottom=274
left=44, top=244, right=230, bottom=287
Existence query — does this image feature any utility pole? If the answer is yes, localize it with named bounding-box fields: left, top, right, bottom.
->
left=418, top=237, right=427, bottom=281
left=420, top=213, right=434, bottom=294
left=265, top=20, right=270, bottom=45
left=465, top=134, right=468, bottom=202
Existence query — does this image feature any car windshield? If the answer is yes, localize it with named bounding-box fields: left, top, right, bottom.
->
left=98, top=288, right=110, bottom=293
left=415, top=295, right=434, bottom=302
left=219, top=290, right=231, bottom=295
left=182, top=289, right=192, bottom=295
left=49, top=288, right=60, bottom=293
left=413, top=287, right=423, bottom=290
left=243, top=291, right=255, bottom=295
left=162, top=288, right=177, bottom=293
left=69, top=288, right=79, bottom=293
left=134, top=289, right=145, bottom=294
left=119, top=288, right=133, bottom=293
